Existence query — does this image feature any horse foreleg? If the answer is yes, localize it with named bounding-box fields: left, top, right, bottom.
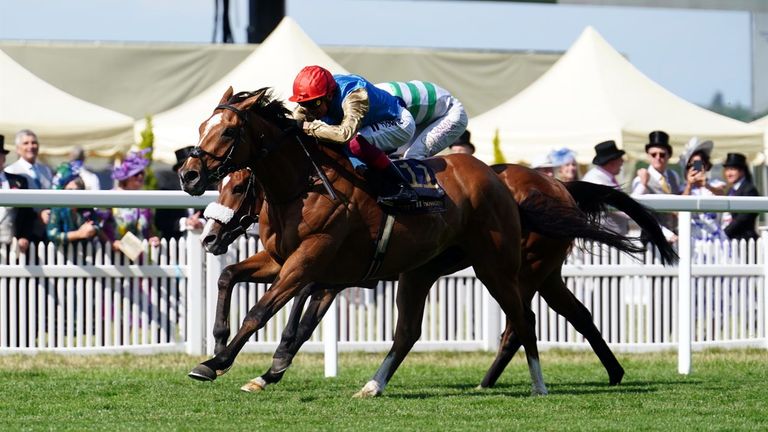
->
left=213, top=251, right=280, bottom=355
left=189, top=270, right=311, bottom=383
left=245, top=286, right=342, bottom=392
left=354, top=272, right=434, bottom=398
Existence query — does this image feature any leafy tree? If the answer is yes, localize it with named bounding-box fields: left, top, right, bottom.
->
left=136, top=115, right=158, bottom=190
left=492, top=129, right=506, bottom=164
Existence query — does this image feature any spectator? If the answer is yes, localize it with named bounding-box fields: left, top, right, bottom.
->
left=5, top=129, right=54, bottom=244
left=376, top=80, right=467, bottom=159
left=46, top=161, right=108, bottom=247
left=155, top=146, right=205, bottom=239
left=290, top=65, right=417, bottom=205
left=582, top=140, right=630, bottom=235
left=102, top=149, right=160, bottom=251
left=679, top=138, right=727, bottom=242
left=631, top=130, right=680, bottom=243
left=549, top=147, right=579, bottom=182
left=530, top=153, right=555, bottom=177
left=449, top=130, right=475, bottom=155
left=0, top=134, right=35, bottom=253
left=69, top=146, right=101, bottom=190
left=720, top=152, right=759, bottom=241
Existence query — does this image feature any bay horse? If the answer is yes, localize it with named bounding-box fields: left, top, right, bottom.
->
left=179, top=87, right=549, bottom=396
left=201, top=166, right=676, bottom=392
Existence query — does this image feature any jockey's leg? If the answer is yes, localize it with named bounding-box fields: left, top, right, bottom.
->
left=347, top=135, right=417, bottom=205
left=349, top=106, right=417, bottom=205
left=404, top=97, right=468, bottom=159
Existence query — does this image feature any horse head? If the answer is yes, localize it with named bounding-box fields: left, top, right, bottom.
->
left=200, top=168, right=263, bottom=255
left=178, top=86, right=291, bottom=196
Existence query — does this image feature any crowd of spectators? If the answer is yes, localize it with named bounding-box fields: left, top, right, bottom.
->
left=539, top=130, right=762, bottom=245
left=0, top=126, right=763, bottom=259
left=0, top=130, right=208, bottom=259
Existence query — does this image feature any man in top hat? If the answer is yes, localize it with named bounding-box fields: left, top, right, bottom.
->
left=582, top=140, right=630, bottom=234
left=631, top=130, right=681, bottom=242
left=0, top=134, right=36, bottom=252
left=449, top=130, right=475, bottom=155
left=721, top=152, right=759, bottom=240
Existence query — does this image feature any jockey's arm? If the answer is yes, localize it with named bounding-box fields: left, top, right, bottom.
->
left=301, top=88, right=370, bottom=144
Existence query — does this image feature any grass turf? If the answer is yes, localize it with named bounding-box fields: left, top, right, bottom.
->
left=0, top=349, right=766, bottom=431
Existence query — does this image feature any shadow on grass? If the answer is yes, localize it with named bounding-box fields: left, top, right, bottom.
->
left=379, top=377, right=704, bottom=399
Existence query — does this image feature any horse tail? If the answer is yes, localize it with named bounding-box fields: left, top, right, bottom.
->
left=563, top=181, right=679, bottom=265
left=518, top=190, right=647, bottom=258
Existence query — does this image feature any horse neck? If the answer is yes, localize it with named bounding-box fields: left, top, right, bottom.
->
left=250, top=134, right=312, bottom=204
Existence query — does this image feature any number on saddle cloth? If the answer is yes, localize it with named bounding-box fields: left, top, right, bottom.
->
left=389, top=159, right=446, bottom=214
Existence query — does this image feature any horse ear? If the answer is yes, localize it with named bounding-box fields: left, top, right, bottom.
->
left=220, top=86, right=234, bottom=104
left=241, top=91, right=266, bottom=110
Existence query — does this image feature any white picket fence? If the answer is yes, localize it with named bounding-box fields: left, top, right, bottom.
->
left=0, top=190, right=766, bottom=377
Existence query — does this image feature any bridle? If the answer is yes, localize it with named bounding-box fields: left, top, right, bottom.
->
left=189, top=94, right=337, bottom=202
left=188, top=104, right=250, bottom=185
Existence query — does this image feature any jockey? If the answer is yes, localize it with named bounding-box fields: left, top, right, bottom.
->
left=375, top=80, right=468, bottom=159
left=290, top=65, right=418, bottom=205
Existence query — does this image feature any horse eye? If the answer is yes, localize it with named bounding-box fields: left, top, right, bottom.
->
left=233, top=184, right=245, bottom=194
left=222, top=128, right=236, bottom=139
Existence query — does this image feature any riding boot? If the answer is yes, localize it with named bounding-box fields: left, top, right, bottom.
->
left=377, top=163, right=418, bottom=205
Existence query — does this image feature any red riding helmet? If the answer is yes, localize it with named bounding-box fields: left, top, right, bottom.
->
left=288, top=66, right=337, bottom=103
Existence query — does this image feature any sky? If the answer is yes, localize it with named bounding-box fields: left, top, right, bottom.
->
left=0, top=0, right=753, bottom=109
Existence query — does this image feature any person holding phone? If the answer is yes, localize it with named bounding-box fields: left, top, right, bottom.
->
left=680, top=137, right=727, bottom=242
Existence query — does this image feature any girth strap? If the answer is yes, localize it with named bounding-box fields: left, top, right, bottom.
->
left=363, top=213, right=396, bottom=281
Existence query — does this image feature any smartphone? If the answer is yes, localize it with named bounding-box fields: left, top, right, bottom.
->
left=692, top=160, right=703, bottom=171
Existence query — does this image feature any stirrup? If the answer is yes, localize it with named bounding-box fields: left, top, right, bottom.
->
left=377, top=186, right=418, bottom=206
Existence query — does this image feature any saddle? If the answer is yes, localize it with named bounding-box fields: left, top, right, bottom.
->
left=385, top=159, right=446, bottom=214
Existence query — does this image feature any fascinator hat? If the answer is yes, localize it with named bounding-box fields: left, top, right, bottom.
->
left=678, top=137, right=713, bottom=169
left=113, top=148, right=152, bottom=181
left=52, top=160, right=83, bottom=189
left=548, top=147, right=577, bottom=166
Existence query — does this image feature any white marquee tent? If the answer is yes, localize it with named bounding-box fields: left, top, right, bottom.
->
left=143, top=17, right=350, bottom=164
left=0, top=50, right=134, bottom=157
left=469, top=27, right=764, bottom=166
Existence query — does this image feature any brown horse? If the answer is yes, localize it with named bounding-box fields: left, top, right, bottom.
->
left=179, top=87, right=549, bottom=396
left=201, top=165, right=676, bottom=392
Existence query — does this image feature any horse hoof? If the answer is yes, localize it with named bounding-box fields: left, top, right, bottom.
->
left=531, top=387, right=549, bottom=397
left=609, top=368, right=625, bottom=386
left=188, top=364, right=217, bottom=382
left=352, top=380, right=382, bottom=398
left=240, top=377, right=268, bottom=393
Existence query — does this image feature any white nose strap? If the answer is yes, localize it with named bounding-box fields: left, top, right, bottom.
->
left=204, top=202, right=235, bottom=224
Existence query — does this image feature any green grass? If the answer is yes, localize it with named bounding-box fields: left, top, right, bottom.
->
left=0, top=349, right=766, bottom=431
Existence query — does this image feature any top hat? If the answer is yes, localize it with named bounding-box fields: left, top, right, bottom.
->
left=449, top=130, right=475, bottom=153
left=0, top=134, right=7, bottom=155
left=722, top=152, right=748, bottom=170
left=645, top=130, right=673, bottom=155
left=592, top=140, right=625, bottom=165
left=172, top=146, right=195, bottom=172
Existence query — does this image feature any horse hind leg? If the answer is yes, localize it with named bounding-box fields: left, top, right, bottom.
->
left=353, top=270, right=436, bottom=398
left=473, top=264, right=547, bottom=396
left=478, top=307, right=535, bottom=389
left=537, top=273, right=624, bottom=385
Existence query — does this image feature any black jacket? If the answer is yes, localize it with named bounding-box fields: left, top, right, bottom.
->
left=4, top=172, right=36, bottom=241
left=724, top=179, right=760, bottom=240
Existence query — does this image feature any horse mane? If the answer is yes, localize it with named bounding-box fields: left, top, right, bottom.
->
left=228, top=88, right=295, bottom=131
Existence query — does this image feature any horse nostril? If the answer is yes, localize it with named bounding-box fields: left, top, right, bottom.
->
left=202, top=234, right=216, bottom=246
left=182, top=170, right=200, bottom=183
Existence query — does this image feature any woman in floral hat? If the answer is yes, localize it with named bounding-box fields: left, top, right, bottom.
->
left=102, top=149, right=160, bottom=251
